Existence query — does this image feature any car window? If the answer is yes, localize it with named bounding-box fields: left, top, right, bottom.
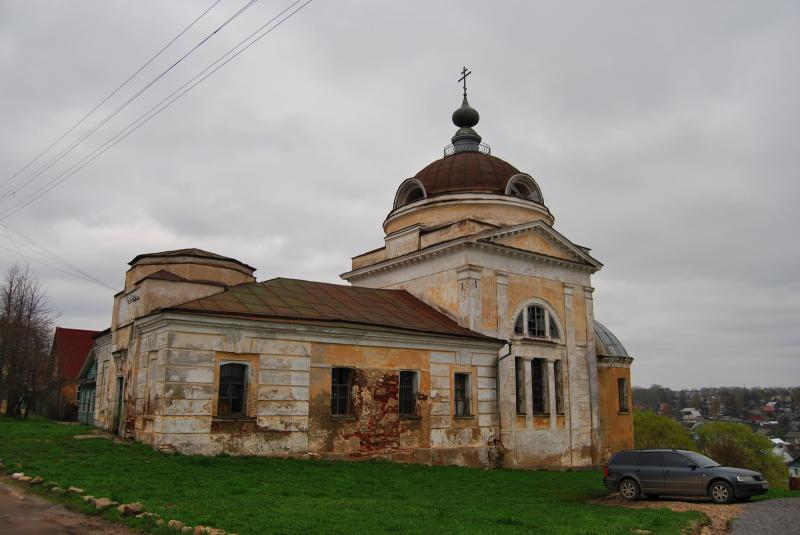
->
left=684, top=451, right=720, bottom=468
left=610, top=452, right=639, bottom=466
left=663, top=453, right=690, bottom=468
left=638, top=452, right=662, bottom=467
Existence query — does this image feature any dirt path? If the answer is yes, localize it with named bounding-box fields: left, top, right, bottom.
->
left=0, top=481, right=136, bottom=535
left=594, top=493, right=743, bottom=535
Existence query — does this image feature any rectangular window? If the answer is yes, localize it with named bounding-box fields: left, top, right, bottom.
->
left=515, top=357, right=526, bottom=414
left=554, top=359, right=564, bottom=414
left=331, top=367, right=353, bottom=416
left=218, top=363, right=247, bottom=417
left=454, top=373, right=471, bottom=416
left=531, top=358, right=549, bottom=414
left=618, top=377, right=629, bottom=412
left=399, top=371, right=418, bottom=417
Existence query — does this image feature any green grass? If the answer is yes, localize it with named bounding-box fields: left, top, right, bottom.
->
left=0, top=417, right=713, bottom=535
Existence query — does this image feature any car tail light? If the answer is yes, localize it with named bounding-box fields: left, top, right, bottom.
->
left=603, top=466, right=609, bottom=478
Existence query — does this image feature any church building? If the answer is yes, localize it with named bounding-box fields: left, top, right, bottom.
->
left=91, top=80, right=634, bottom=468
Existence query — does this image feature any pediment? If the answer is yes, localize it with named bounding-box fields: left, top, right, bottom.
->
left=480, top=221, right=601, bottom=268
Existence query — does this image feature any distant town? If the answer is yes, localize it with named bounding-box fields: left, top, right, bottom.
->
left=634, top=385, right=800, bottom=471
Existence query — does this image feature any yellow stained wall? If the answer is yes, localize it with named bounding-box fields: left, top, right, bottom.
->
left=597, top=365, right=634, bottom=460
left=385, top=202, right=551, bottom=235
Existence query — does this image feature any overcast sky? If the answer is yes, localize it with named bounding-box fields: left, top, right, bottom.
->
left=0, top=1, right=797, bottom=389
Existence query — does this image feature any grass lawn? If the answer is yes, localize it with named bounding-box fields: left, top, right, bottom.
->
left=0, top=417, right=720, bottom=534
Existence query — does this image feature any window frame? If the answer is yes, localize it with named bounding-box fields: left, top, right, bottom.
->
left=511, top=301, right=563, bottom=342
left=398, top=370, right=419, bottom=418
left=618, top=377, right=630, bottom=413
left=531, top=358, right=549, bottom=414
left=453, top=372, right=472, bottom=417
left=217, top=362, right=248, bottom=419
left=331, top=367, right=354, bottom=417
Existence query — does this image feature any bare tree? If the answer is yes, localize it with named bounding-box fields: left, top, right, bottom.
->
left=0, top=264, right=56, bottom=418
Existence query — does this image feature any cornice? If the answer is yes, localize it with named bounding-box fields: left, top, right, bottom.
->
left=135, top=311, right=505, bottom=353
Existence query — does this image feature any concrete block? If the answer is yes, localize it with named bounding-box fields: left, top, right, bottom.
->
left=257, top=386, right=309, bottom=401
left=478, top=414, right=499, bottom=427
left=258, top=370, right=310, bottom=387
left=478, top=401, right=497, bottom=414
left=430, top=375, right=450, bottom=389
left=430, top=402, right=451, bottom=416
left=477, top=389, right=496, bottom=402
left=259, top=355, right=311, bottom=371
left=430, top=415, right=452, bottom=429
left=159, top=399, right=213, bottom=416
left=163, top=383, right=213, bottom=400
left=165, top=366, right=213, bottom=384
left=166, top=332, right=226, bottom=351
left=477, top=366, right=496, bottom=378
left=471, top=353, right=497, bottom=366
left=257, top=400, right=309, bottom=417
left=165, top=349, right=215, bottom=366
left=153, top=416, right=211, bottom=434
left=477, top=377, right=496, bottom=389
left=430, top=352, right=456, bottom=364
left=429, top=364, right=450, bottom=376
left=257, top=416, right=309, bottom=432
left=250, top=339, right=310, bottom=356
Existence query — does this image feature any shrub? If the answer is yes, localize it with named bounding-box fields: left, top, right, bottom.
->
left=695, top=422, right=788, bottom=489
left=633, top=410, right=694, bottom=450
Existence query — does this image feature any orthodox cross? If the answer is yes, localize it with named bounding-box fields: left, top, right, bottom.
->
left=458, top=66, right=471, bottom=97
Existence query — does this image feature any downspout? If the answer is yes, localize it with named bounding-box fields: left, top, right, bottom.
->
left=496, top=341, right=513, bottom=465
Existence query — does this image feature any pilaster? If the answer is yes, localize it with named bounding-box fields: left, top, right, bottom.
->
left=457, top=265, right=482, bottom=333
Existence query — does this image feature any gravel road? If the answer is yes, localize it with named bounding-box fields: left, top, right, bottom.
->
left=729, top=497, right=800, bottom=534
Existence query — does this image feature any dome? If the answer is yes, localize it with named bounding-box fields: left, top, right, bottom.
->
left=594, top=320, right=630, bottom=358
left=413, top=151, right=520, bottom=197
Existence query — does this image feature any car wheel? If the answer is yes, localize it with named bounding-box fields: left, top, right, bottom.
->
left=709, top=480, right=734, bottom=504
left=619, top=478, right=641, bottom=501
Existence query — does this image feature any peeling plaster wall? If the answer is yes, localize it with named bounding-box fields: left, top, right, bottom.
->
left=97, top=316, right=502, bottom=467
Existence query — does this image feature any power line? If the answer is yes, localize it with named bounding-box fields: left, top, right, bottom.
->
left=0, top=221, right=115, bottom=290
left=0, top=0, right=260, bottom=204
left=0, top=0, right=224, bottom=192
left=0, top=228, right=114, bottom=291
left=0, top=0, right=313, bottom=221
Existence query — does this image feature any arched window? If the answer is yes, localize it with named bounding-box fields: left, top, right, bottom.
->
left=505, top=174, right=543, bottom=203
left=512, top=303, right=562, bottom=341
left=393, top=178, right=427, bottom=209
left=218, top=363, right=247, bottom=418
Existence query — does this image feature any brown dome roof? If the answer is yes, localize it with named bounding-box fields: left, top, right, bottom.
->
left=413, top=151, right=520, bottom=196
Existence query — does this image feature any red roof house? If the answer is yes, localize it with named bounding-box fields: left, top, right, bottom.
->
left=48, top=327, right=99, bottom=420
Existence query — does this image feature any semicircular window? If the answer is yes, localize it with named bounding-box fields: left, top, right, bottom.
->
left=506, top=175, right=543, bottom=203
left=513, top=304, right=561, bottom=341
left=394, top=179, right=428, bottom=209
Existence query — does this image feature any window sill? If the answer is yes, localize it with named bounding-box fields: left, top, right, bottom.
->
left=618, top=411, right=631, bottom=415
left=331, top=415, right=356, bottom=421
left=454, top=415, right=475, bottom=419
left=400, top=415, right=421, bottom=420
left=213, top=416, right=254, bottom=422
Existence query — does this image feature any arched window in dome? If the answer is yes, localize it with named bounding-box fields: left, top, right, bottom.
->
left=511, top=301, right=562, bottom=342
left=393, top=178, right=428, bottom=209
left=505, top=174, right=543, bottom=203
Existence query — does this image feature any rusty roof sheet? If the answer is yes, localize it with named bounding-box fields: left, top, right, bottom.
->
left=128, top=248, right=256, bottom=271
left=413, top=151, right=519, bottom=196
left=168, top=277, right=497, bottom=342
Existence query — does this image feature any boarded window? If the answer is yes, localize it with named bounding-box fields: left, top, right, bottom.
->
left=454, top=373, right=471, bottom=416
left=218, top=363, right=247, bottom=417
left=531, top=358, right=549, bottom=414
left=514, top=313, right=524, bottom=336
left=549, top=314, right=560, bottom=339
left=554, top=359, right=564, bottom=413
left=527, top=305, right=546, bottom=338
left=331, top=368, right=353, bottom=416
left=399, top=371, right=417, bottom=417
left=618, top=377, right=629, bottom=412
left=515, top=357, right=526, bottom=414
